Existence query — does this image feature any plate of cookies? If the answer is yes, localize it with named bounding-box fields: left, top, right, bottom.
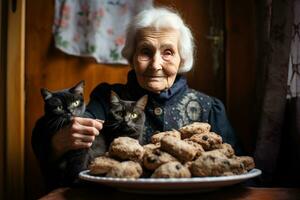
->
left=79, top=122, right=261, bottom=193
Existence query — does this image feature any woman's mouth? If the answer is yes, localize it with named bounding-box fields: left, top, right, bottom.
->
left=142, top=74, right=166, bottom=78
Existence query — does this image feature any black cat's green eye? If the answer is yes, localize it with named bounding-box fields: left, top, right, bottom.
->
left=56, top=105, right=63, bottom=111
left=131, top=112, right=138, bottom=119
left=72, top=100, right=80, bottom=107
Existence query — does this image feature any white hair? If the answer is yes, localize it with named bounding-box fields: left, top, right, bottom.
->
left=121, top=7, right=194, bottom=73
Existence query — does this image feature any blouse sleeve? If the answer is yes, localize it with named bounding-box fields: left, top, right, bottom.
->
left=208, top=97, right=243, bottom=155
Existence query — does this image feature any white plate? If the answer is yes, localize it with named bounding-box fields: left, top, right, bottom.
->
left=79, top=168, right=261, bottom=194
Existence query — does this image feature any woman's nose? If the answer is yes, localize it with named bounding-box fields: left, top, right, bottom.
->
left=150, top=52, right=163, bottom=70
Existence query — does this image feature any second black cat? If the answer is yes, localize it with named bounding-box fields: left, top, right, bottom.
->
left=101, top=91, right=148, bottom=147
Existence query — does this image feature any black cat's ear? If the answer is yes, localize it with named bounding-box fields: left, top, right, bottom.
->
left=70, top=80, right=85, bottom=95
left=110, top=90, right=120, bottom=104
left=135, top=95, right=148, bottom=110
left=40, top=88, right=52, bottom=101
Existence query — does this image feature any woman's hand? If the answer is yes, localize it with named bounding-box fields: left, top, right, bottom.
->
left=51, top=117, right=104, bottom=160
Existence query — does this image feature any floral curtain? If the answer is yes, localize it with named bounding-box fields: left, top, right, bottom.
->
left=254, top=0, right=300, bottom=187
left=53, top=0, right=153, bottom=64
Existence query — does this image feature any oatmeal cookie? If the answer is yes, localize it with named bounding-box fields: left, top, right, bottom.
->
left=189, top=132, right=222, bottom=150
left=160, top=136, right=197, bottom=162
left=179, top=122, right=211, bottom=139
left=151, top=129, right=181, bottom=144
left=222, top=171, right=235, bottom=176
left=88, top=156, right=120, bottom=175
left=151, top=161, right=191, bottom=178
left=143, top=143, right=160, bottom=154
left=233, top=156, right=255, bottom=171
left=190, top=153, right=245, bottom=177
left=183, top=161, right=193, bottom=170
left=183, top=139, right=205, bottom=157
left=106, top=161, right=143, bottom=178
left=201, top=149, right=228, bottom=159
left=217, top=143, right=235, bottom=158
left=109, top=137, right=144, bottom=162
left=143, top=148, right=177, bottom=171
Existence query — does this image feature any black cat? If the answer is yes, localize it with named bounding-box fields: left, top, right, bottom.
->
left=32, top=80, right=86, bottom=189
left=84, top=91, right=148, bottom=174
left=101, top=91, right=148, bottom=147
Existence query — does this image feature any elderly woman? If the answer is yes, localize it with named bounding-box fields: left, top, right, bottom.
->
left=32, top=7, right=241, bottom=190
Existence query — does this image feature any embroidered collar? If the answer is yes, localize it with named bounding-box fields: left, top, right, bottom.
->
left=126, top=70, right=188, bottom=103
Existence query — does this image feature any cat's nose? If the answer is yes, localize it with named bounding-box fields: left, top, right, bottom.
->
left=124, top=116, right=130, bottom=122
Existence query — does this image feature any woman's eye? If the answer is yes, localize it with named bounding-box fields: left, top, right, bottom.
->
left=162, top=49, right=173, bottom=60
left=56, top=105, right=63, bottom=111
left=72, top=100, right=80, bottom=107
left=138, top=48, right=152, bottom=61
left=131, top=113, right=138, bottom=119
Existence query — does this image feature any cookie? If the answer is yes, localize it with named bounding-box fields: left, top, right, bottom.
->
left=189, top=132, right=222, bottom=150
left=109, top=137, right=144, bottom=162
left=106, top=161, right=143, bottom=178
left=217, top=143, right=235, bottom=158
left=201, top=149, right=228, bottom=159
left=179, top=122, right=211, bottom=139
left=183, top=161, right=192, bottom=170
left=183, top=139, right=205, bottom=157
left=143, top=143, right=160, bottom=154
left=160, top=136, right=197, bottom=162
left=151, top=161, right=191, bottom=178
left=222, top=171, right=235, bottom=176
left=190, top=153, right=245, bottom=177
left=233, top=156, right=255, bottom=171
left=88, top=156, right=120, bottom=175
left=143, top=148, right=177, bottom=171
left=151, top=129, right=181, bottom=144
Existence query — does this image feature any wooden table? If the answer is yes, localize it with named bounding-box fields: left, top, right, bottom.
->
left=40, top=185, right=300, bottom=200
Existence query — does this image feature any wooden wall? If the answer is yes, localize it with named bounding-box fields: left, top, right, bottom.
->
left=25, top=0, right=256, bottom=199
left=0, top=1, right=6, bottom=199
left=5, top=0, right=26, bottom=199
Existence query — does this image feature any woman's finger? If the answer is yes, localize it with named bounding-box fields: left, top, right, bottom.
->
left=72, top=117, right=103, bottom=130
left=70, top=122, right=99, bottom=136
left=72, top=133, right=95, bottom=143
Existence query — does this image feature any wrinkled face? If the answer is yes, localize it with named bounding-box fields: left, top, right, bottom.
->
left=133, top=28, right=181, bottom=93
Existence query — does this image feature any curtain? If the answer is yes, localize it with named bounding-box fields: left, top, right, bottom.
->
left=53, top=0, right=153, bottom=64
left=254, top=0, right=300, bottom=187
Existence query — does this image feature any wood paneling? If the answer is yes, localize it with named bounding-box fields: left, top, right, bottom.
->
left=6, top=0, right=26, bottom=199
left=0, top=0, right=7, bottom=199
